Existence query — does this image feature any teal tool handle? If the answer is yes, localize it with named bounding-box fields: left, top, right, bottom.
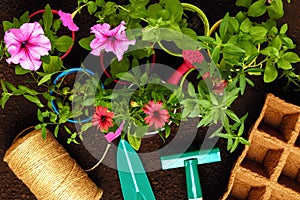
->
left=184, top=159, right=202, bottom=200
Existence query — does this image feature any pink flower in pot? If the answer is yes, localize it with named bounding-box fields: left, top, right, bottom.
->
left=90, top=21, right=136, bottom=61
left=4, top=22, right=51, bottom=71
left=92, top=106, right=115, bottom=132
left=143, top=100, right=170, bottom=129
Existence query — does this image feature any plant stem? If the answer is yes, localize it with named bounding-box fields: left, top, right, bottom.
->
left=179, top=67, right=196, bottom=88
left=72, top=3, right=88, bottom=18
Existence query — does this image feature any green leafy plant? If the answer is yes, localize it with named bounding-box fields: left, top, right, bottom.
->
left=199, top=0, right=300, bottom=94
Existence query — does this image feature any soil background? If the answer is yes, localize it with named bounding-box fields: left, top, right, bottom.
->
left=0, top=0, right=299, bottom=200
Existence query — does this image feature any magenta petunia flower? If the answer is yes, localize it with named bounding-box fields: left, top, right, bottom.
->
left=90, top=21, right=136, bottom=61
left=92, top=106, right=114, bottom=132
left=58, top=10, right=79, bottom=31
left=143, top=100, right=170, bottom=129
left=4, top=22, right=51, bottom=71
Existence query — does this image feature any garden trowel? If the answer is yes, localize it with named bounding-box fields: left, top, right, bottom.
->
left=117, top=139, right=156, bottom=200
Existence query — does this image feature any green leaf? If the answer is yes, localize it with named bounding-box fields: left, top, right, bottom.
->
left=0, top=93, right=11, bottom=109
left=264, top=60, right=278, bottom=83
left=104, top=1, right=117, bottom=15
left=250, top=26, right=268, bottom=43
left=42, top=126, right=47, bottom=140
left=239, top=73, right=246, bottom=95
left=87, top=1, right=97, bottom=15
left=267, top=0, right=284, bottom=20
left=187, top=83, right=196, bottom=97
left=18, top=85, right=39, bottom=95
left=280, top=23, right=288, bottom=34
left=3, top=21, right=14, bottom=31
left=53, top=19, right=62, bottom=32
left=37, top=109, right=43, bottom=122
left=237, top=122, right=244, bottom=136
left=19, top=11, right=30, bottom=24
left=164, top=125, right=171, bottom=138
left=248, top=0, right=267, bottom=17
left=226, top=110, right=241, bottom=123
left=282, top=52, right=300, bottom=63
left=43, top=4, right=53, bottom=32
left=230, top=138, right=240, bottom=153
left=270, top=36, right=282, bottom=50
left=1, top=80, right=8, bottom=93
left=24, top=95, right=44, bottom=107
left=236, top=0, right=252, bottom=8
left=4, top=81, right=16, bottom=91
left=79, top=35, right=94, bottom=51
left=240, top=18, right=252, bottom=33
left=277, top=59, right=292, bottom=70
left=54, top=125, right=59, bottom=137
left=110, top=57, right=130, bottom=76
left=127, top=133, right=142, bottom=150
left=55, top=36, right=74, bottom=52
left=219, top=13, right=230, bottom=40
left=260, top=47, right=279, bottom=58
left=38, top=74, right=53, bottom=86
left=165, top=0, right=182, bottom=21
left=15, top=65, right=30, bottom=75
left=42, top=56, right=63, bottom=74
left=96, top=0, right=105, bottom=6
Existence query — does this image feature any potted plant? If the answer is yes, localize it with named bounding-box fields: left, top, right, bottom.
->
left=0, top=0, right=299, bottom=153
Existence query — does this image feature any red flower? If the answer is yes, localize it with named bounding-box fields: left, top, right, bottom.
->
left=143, top=100, right=170, bottom=129
left=92, top=106, right=114, bottom=132
left=212, top=79, right=227, bottom=96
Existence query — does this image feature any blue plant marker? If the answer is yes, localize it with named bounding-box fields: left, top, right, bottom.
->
left=117, top=139, right=156, bottom=200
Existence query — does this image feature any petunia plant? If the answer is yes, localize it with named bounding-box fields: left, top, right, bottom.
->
left=1, top=0, right=299, bottom=153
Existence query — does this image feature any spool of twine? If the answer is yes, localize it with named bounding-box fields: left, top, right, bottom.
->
left=3, top=127, right=103, bottom=200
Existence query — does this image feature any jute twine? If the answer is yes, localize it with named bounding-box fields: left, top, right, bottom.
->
left=3, top=127, right=103, bottom=200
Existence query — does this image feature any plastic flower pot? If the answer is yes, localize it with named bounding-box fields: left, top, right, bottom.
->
left=49, top=68, right=94, bottom=124
left=128, top=82, right=176, bottom=136
left=100, top=50, right=156, bottom=85
left=29, top=10, right=75, bottom=60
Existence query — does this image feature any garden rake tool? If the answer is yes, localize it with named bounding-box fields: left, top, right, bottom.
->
left=160, top=148, right=221, bottom=200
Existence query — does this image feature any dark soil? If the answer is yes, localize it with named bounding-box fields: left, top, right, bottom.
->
left=0, top=0, right=299, bottom=200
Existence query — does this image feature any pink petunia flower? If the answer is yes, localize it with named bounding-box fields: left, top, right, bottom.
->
left=92, top=106, right=114, bottom=132
left=104, top=121, right=125, bottom=143
left=58, top=10, right=79, bottom=31
left=90, top=21, right=136, bottom=61
left=143, top=100, right=170, bottom=129
left=4, top=22, right=51, bottom=71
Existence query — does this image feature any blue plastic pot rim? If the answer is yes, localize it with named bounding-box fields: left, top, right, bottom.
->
left=49, top=68, right=95, bottom=124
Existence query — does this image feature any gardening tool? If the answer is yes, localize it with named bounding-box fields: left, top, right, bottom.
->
left=160, top=148, right=221, bottom=200
left=167, top=50, right=205, bottom=85
left=117, top=139, right=156, bottom=200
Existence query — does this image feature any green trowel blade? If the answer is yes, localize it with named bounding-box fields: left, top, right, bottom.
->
left=117, top=139, right=156, bottom=200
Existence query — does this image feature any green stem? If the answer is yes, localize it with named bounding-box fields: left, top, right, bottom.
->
left=179, top=67, right=196, bottom=89
left=158, top=41, right=182, bottom=57
left=72, top=3, right=88, bottom=18
left=118, top=5, right=149, bottom=23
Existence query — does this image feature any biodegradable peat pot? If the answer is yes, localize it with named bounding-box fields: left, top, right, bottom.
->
left=3, top=127, right=103, bottom=200
left=221, top=94, right=300, bottom=200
